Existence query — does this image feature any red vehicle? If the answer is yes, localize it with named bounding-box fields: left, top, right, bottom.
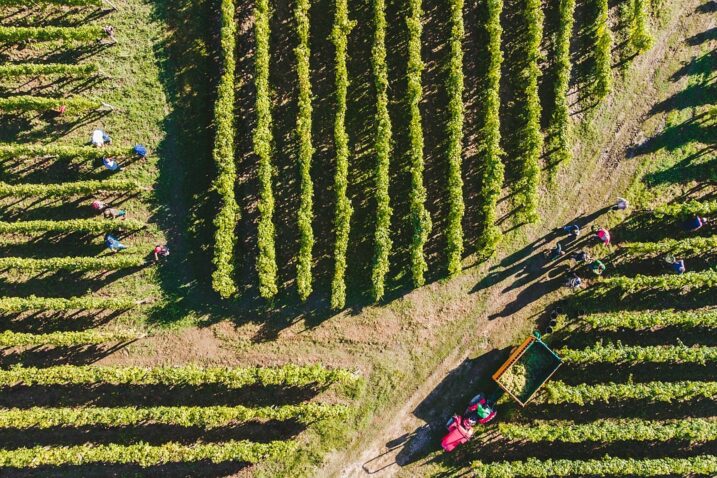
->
left=441, top=393, right=496, bottom=452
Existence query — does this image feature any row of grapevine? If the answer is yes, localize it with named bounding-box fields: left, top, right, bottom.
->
left=0, top=179, right=141, bottom=197
left=473, top=455, right=717, bottom=478
left=499, top=417, right=717, bottom=443
left=406, top=0, right=431, bottom=286
left=445, top=0, right=465, bottom=276
left=0, top=144, right=130, bottom=160
left=652, top=199, right=717, bottom=218
left=209, top=0, right=239, bottom=299
left=329, top=0, right=354, bottom=309
left=370, top=0, right=393, bottom=301
left=254, top=0, right=278, bottom=299
left=0, top=255, right=148, bottom=272
left=596, top=270, right=717, bottom=293
left=0, top=330, right=137, bottom=347
left=0, top=63, right=98, bottom=79
left=0, top=440, right=296, bottom=468
left=295, top=0, right=315, bottom=301
left=559, top=342, right=717, bottom=365
left=628, top=0, right=653, bottom=54
left=0, top=403, right=348, bottom=429
left=475, top=0, right=505, bottom=256
left=583, top=309, right=717, bottom=330
left=0, top=364, right=359, bottom=387
left=0, top=0, right=103, bottom=5
left=0, top=96, right=100, bottom=113
left=514, top=0, right=544, bottom=224
left=622, top=236, right=717, bottom=255
left=0, top=295, right=139, bottom=312
left=542, top=380, right=717, bottom=405
left=0, top=26, right=105, bottom=43
left=592, top=0, right=613, bottom=100
left=0, top=218, right=145, bottom=233
left=546, top=0, right=576, bottom=175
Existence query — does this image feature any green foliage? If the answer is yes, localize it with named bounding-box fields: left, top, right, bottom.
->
left=473, top=455, right=717, bottom=477
left=370, top=0, right=393, bottom=300
left=546, top=0, right=575, bottom=177
left=596, top=271, right=717, bottom=293
left=0, top=144, right=130, bottom=160
left=476, top=0, right=505, bottom=257
left=254, top=0, right=278, bottom=299
left=0, top=0, right=102, bottom=5
left=515, top=0, right=544, bottom=224
left=0, top=96, right=100, bottom=113
left=0, top=363, right=359, bottom=388
left=629, top=0, right=653, bottom=54
left=406, top=0, right=431, bottom=286
left=592, top=0, right=613, bottom=100
left=560, top=343, right=717, bottom=365
left=0, top=440, right=296, bottom=468
left=0, top=26, right=105, bottom=43
left=0, top=403, right=349, bottom=429
left=210, top=0, right=240, bottom=299
left=500, top=418, right=717, bottom=443
left=329, top=0, right=355, bottom=309
left=0, top=330, right=137, bottom=347
left=652, top=199, right=717, bottom=218
left=0, top=63, right=98, bottom=79
left=0, top=296, right=138, bottom=312
left=583, top=309, right=717, bottom=330
left=543, top=380, right=717, bottom=405
left=622, top=236, right=717, bottom=255
left=0, top=255, right=147, bottom=272
left=0, top=219, right=145, bottom=234
left=0, top=179, right=140, bottom=197
left=446, top=0, right=465, bottom=275
left=295, top=0, right=315, bottom=301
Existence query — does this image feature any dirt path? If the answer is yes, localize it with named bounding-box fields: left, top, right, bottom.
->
left=328, top=2, right=711, bottom=476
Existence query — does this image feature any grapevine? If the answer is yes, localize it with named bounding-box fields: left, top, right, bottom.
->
left=559, top=343, right=717, bottom=365
left=0, top=296, right=139, bottom=312
left=542, top=380, right=717, bottom=405
left=583, top=309, right=717, bottom=330
left=0, top=255, right=147, bottom=272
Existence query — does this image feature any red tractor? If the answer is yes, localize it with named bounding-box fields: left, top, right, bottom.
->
left=440, top=392, right=496, bottom=452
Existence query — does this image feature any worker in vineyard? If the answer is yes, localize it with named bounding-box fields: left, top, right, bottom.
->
left=573, top=250, right=590, bottom=264
left=612, top=197, right=629, bottom=211
left=565, top=273, right=582, bottom=289
left=671, top=258, right=686, bottom=274
left=133, top=144, right=148, bottom=159
left=104, top=233, right=127, bottom=253
left=91, top=129, right=111, bottom=148
left=594, top=226, right=611, bottom=245
left=102, top=156, right=121, bottom=172
left=684, top=215, right=706, bottom=232
left=103, top=207, right=127, bottom=220
left=91, top=199, right=107, bottom=212
left=546, top=242, right=565, bottom=261
left=560, top=224, right=580, bottom=239
left=589, top=259, right=606, bottom=276
left=152, top=244, right=170, bottom=262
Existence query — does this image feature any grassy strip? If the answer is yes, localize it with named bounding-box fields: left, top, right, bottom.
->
left=254, top=0, right=278, bottom=299
left=0, top=255, right=147, bottom=272
left=546, top=0, right=576, bottom=177
left=0, top=330, right=137, bottom=347
left=329, top=0, right=354, bottom=309
left=210, top=0, right=239, bottom=299
left=514, top=0, right=543, bottom=224
left=0, top=440, right=296, bottom=468
left=0, top=364, right=359, bottom=387
left=0, top=179, right=140, bottom=197
left=406, top=0, right=430, bottom=286
left=499, top=417, right=717, bottom=443
left=0, top=63, right=98, bottom=79
left=595, top=271, right=717, bottom=293
left=542, top=380, right=717, bottom=405
left=560, top=343, right=717, bottom=365
left=0, top=144, right=130, bottom=160
left=0, top=26, right=105, bottom=43
left=0, top=96, right=100, bottom=113
left=473, top=455, right=717, bottom=477
left=445, top=0, right=466, bottom=276
left=622, top=236, right=717, bottom=255
left=370, top=0, right=394, bottom=301
left=583, top=309, right=717, bottom=330
left=653, top=200, right=717, bottom=218
left=0, top=218, right=145, bottom=234
left=475, top=0, right=504, bottom=257
left=0, top=296, right=138, bottom=312
left=592, top=0, right=613, bottom=100
left=295, top=0, right=315, bottom=301
left=0, top=403, right=349, bottom=429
